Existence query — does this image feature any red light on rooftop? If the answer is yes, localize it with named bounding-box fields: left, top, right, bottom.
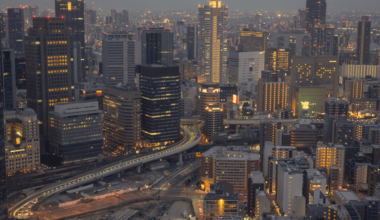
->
left=33, top=15, right=36, bottom=18
left=61, top=16, right=65, bottom=19
left=47, top=15, right=50, bottom=18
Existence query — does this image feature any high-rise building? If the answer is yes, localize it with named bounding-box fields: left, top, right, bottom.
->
left=257, top=79, right=289, bottom=113
left=316, top=143, right=345, bottom=194
left=7, top=8, right=25, bottom=54
left=141, top=28, right=174, bottom=67
left=306, top=0, right=327, bottom=33
left=364, top=196, right=380, bottom=220
left=4, top=108, right=40, bottom=175
left=239, top=30, right=267, bottom=52
left=102, top=33, right=135, bottom=86
left=228, top=51, right=265, bottom=93
left=187, top=25, right=196, bottom=61
left=357, top=16, right=371, bottom=65
left=0, top=43, right=6, bottom=219
left=201, top=146, right=260, bottom=194
left=311, top=24, right=335, bottom=56
left=197, top=1, right=228, bottom=84
left=265, top=48, right=291, bottom=74
left=272, top=30, right=311, bottom=56
left=55, top=0, right=85, bottom=82
left=344, top=78, right=366, bottom=103
left=15, top=55, right=26, bottom=90
left=121, top=10, right=129, bottom=26
left=255, top=190, right=271, bottom=219
left=1, top=49, right=17, bottom=110
left=103, top=84, right=141, bottom=154
left=140, top=65, right=180, bottom=145
left=297, top=9, right=307, bottom=30
left=247, top=171, right=265, bottom=218
left=198, top=84, right=220, bottom=120
left=0, top=13, right=7, bottom=39
left=263, top=142, right=296, bottom=178
left=367, top=164, right=380, bottom=196
left=259, top=121, right=282, bottom=170
left=204, top=105, right=223, bottom=141
left=49, top=101, right=103, bottom=162
left=332, top=120, right=354, bottom=146
left=323, top=98, right=349, bottom=144
left=254, top=14, right=261, bottom=30
left=291, top=122, right=318, bottom=148
left=23, top=6, right=39, bottom=29
left=25, top=17, right=74, bottom=154
left=303, top=169, right=327, bottom=205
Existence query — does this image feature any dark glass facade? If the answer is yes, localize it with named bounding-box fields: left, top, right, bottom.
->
left=187, top=25, right=195, bottom=60
left=15, top=56, right=26, bottom=90
left=0, top=36, right=7, bottom=220
left=357, top=16, right=371, bottom=65
left=1, top=50, right=16, bottom=110
left=306, top=0, right=326, bottom=32
left=141, top=28, right=174, bottom=67
left=7, top=8, right=25, bottom=54
left=140, top=65, right=180, bottom=144
left=0, top=13, right=7, bottom=39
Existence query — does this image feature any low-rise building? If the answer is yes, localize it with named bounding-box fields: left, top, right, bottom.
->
left=247, top=171, right=265, bottom=217
left=204, top=182, right=239, bottom=220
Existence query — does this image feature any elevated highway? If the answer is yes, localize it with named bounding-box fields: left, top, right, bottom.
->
left=9, top=123, right=202, bottom=218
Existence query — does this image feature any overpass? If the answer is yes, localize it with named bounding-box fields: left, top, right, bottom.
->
left=9, top=123, right=202, bottom=218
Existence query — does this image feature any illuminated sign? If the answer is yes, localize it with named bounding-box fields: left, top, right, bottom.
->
left=301, top=101, right=309, bottom=110
left=96, top=90, right=102, bottom=96
left=232, top=95, right=239, bottom=104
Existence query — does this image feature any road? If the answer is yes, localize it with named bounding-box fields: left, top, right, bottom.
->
left=9, top=123, right=202, bottom=218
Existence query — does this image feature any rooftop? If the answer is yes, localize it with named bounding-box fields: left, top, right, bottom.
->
left=278, top=161, right=302, bottom=175
left=249, top=171, right=264, bottom=184
left=203, top=146, right=259, bottom=161
left=334, top=190, right=361, bottom=203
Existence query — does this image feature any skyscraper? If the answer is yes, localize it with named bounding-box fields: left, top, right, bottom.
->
left=323, top=98, right=349, bottom=144
left=140, top=65, right=180, bottom=145
left=306, top=0, right=327, bottom=33
left=122, top=10, right=129, bottom=26
left=141, top=28, right=174, bottom=67
left=25, top=17, right=74, bottom=153
left=7, top=8, right=25, bottom=54
left=0, top=37, right=7, bottom=220
left=239, top=30, right=267, bottom=52
left=197, top=1, right=228, bottom=84
left=257, top=79, right=289, bottom=113
left=187, top=25, right=196, bottom=60
left=0, top=13, right=7, bottom=39
left=311, top=24, right=335, bottom=56
left=55, top=0, right=85, bottom=81
left=102, top=32, right=135, bottom=86
left=357, top=16, right=371, bottom=65
left=265, top=48, right=291, bottom=74
left=297, top=9, right=307, bottom=30
left=1, top=49, right=17, bottom=110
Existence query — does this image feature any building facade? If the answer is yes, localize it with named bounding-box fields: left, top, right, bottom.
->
left=141, top=28, right=174, bottom=67
left=7, top=8, right=24, bottom=54
left=1, top=49, right=17, bottom=110
left=357, top=16, right=371, bottom=65
left=257, top=79, right=289, bottom=113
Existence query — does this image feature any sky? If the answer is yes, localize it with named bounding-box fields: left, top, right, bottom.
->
left=2, top=0, right=379, bottom=12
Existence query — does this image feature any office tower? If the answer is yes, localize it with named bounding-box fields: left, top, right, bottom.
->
left=102, top=33, right=135, bottom=86
left=276, top=161, right=305, bottom=218
left=297, top=9, right=307, bottom=30
left=368, top=164, right=380, bottom=196
left=15, top=55, right=26, bottom=90
left=228, top=51, right=265, bottom=93
left=203, top=182, right=239, bottom=219
left=0, top=43, right=6, bottom=219
left=140, top=66, right=180, bottom=145
left=332, top=121, right=354, bottom=146
left=259, top=121, right=282, bottom=170
left=316, top=144, right=345, bottom=194
left=291, top=122, right=318, bottom=148
left=344, top=78, right=366, bottom=103
left=239, top=30, right=267, bottom=52
left=303, top=169, right=327, bottom=205
left=261, top=70, right=278, bottom=82
left=265, top=48, right=291, bottom=74
left=103, top=84, right=141, bottom=154
left=121, top=10, right=129, bottom=26
left=219, top=84, right=238, bottom=103
left=49, top=101, right=103, bottom=162
left=323, top=98, right=349, bottom=144
left=247, top=171, right=265, bottom=218
left=177, top=61, right=194, bottom=80
left=201, top=146, right=260, bottom=194
left=341, top=63, right=380, bottom=79
left=25, top=17, right=74, bottom=153
left=0, top=13, right=7, bottom=39
left=291, top=56, right=339, bottom=102
left=199, top=84, right=220, bottom=120
left=273, top=30, right=311, bottom=56
left=257, top=79, right=289, bottom=113
left=197, top=1, right=228, bottom=84
left=254, top=14, right=261, bottom=30
left=357, top=16, right=371, bottom=65
left=263, top=142, right=296, bottom=178
left=8, top=8, right=25, bottom=54
left=141, top=28, right=174, bottom=67
left=311, top=25, right=335, bottom=56
left=23, top=6, right=39, bottom=29
left=1, top=49, right=17, bottom=110
left=187, top=25, right=196, bottom=60
left=332, top=190, right=366, bottom=220
left=204, top=105, right=223, bottom=141
left=4, top=108, right=40, bottom=175
left=255, top=190, right=271, bottom=219
left=306, top=0, right=327, bottom=32
left=364, top=196, right=380, bottom=220
left=55, top=0, right=85, bottom=82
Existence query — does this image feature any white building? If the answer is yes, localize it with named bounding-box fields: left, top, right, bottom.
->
left=263, top=142, right=296, bottom=178
left=255, top=190, right=271, bottom=218
left=277, top=161, right=305, bottom=218
left=228, top=51, right=265, bottom=94
left=4, top=108, right=40, bottom=175
left=197, top=1, right=228, bottom=84
left=102, top=33, right=135, bottom=85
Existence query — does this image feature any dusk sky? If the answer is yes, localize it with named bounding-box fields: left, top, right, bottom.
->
left=1, top=0, right=379, bottom=12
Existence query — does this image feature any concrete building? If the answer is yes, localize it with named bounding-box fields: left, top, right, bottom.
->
left=311, top=24, right=335, bottom=56
left=141, top=28, right=173, bottom=67
left=265, top=48, right=291, bottom=74
left=259, top=121, right=282, bottom=169
left=354, top=163, right=370, bottom=192
left=332, top=120, right=354, bottom=146
left=203, top=182, right=239, bottom=220
left=291, top=122, right=318, bottom=148
left=364, top=196, right=380, bottom=220
left=341, top=63, right=380, bottom=79
left=357, top=16, right=371, bottom=65
left=257, top=79, right=289, bottom=113
left=197, top=1, right=228, bottom=84
left=305, top=0, right=326, bottom=33
left=276, top=160, right=305, bottom=218
left=201, top=146, right=260, bottom=194
left=272, top=30, right=311, bottom=56
left=4, top=108, right=40, bottom=175
left=239, top=30, right=267, bottom=52
left=336, top=204, right=362, bottom=220
left=228, top=51, right=265, bottom=93
left=204, top=105, right=223, bottom=142
left=303, top=169, right=327, bottom=205
left=102, top=33, right=135, bottom=85
left=255, top=190, right=271, bottom=219
left=48, top=101, right=103, bottom=162
left=351, top=98, right=378, bottom=112
left=344, top=78, right=366, bottom=103
left=247, top=171, right=265, bottom=217
left=316, top=144, right=345, bottom=194
left=323, top=98, right=349, bottom=144
left=293, top=85, right=326, bottom=117
left=333, top=190, right=365, bottom=220
left=7, top=8, right=24, bottom=54
left=306, top=204, right=329, bottom=220
left=103, top=84, right=141, bottom=154
left=1, top=49, right=17, bottom=110
left=199, top=84, right=220, bottom=120
left=263, top=142, right=296, bottom=178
